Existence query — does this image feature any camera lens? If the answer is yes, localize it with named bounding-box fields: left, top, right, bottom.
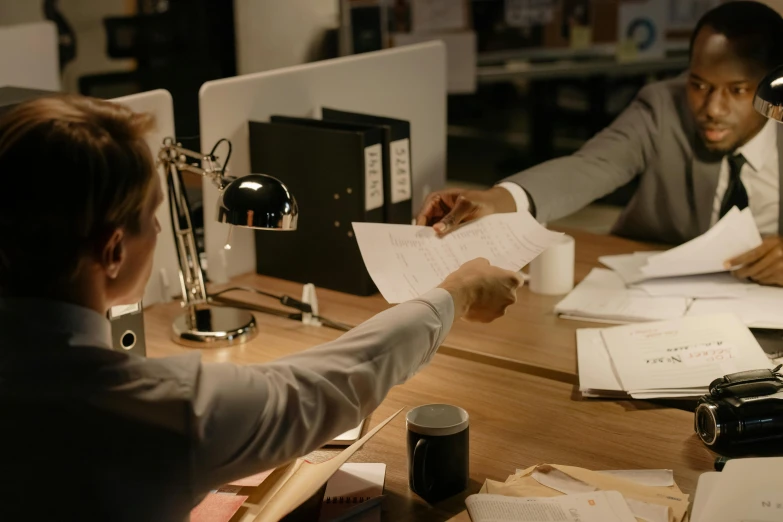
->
left=695, top=403, right=720, bottom=446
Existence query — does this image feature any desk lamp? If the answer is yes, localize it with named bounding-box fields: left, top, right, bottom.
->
left=754, top=64, right=783, bottom=122
left=158, top=137, right=298, bottom=347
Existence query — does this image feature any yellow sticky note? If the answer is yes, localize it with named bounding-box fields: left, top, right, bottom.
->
left=570, top=25, right=593, bottom=50
left=617, top=39, right=639, bottom=62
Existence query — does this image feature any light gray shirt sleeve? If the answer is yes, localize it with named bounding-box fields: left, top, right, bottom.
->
left=189, top=288, right=454, bottom=491
left=502, top=83, right=660, bottom=224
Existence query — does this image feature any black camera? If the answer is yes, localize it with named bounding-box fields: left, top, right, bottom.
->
left=695, top=365, right=783, bottom=447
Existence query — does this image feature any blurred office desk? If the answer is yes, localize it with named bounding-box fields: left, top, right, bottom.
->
left=211, top=228, right=657, bottom=382
left=144, top=300, right=713, bottom=522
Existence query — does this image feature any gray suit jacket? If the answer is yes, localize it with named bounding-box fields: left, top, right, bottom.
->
left=505, top=76, right=783, bottom=244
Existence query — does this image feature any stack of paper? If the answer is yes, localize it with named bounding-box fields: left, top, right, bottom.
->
left=465, top=464, right=690, bottom=522
left=207, top=410, right=400, bottom=522
left=600, top=208, right=762, bottom=285
left=563, top=207, right=783, bottom=328
left=576, top=314, right=774, bottom=399
left=686, top=286, right=783, bottom=328
left=555, top=268, right=690, bottom=323
left=691, top=457, right=783, bottom=522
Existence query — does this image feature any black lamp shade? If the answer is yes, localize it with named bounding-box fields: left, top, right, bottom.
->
left=754, top=64, right=783, bottom=122
left=217, top=173, right=298, bottom=230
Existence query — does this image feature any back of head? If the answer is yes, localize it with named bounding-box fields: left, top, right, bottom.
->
left=690, top=1, right=783, bottom=74
left=0, top=95, right=156, bottom=298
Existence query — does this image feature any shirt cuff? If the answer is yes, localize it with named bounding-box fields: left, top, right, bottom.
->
left=496, top=182, right=530, bottom=213
left=415, top=288, right=455, bottom=347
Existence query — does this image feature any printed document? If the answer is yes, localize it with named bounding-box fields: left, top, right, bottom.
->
left=555, top=268, right=689, bottom=323
left=353, top=213, right=563, bottom=303
left=640, top=207, right=762, bottom=279
left=686, top=285, right=783, bottom=329
left=599, top=208, right=762, bottom=284
left=600, top=314, right=772, bottom=393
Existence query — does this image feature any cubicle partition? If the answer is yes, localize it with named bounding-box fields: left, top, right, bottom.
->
left=199, top=42, right=447, bottom=283
left=111, top=89, right=180, bottom=306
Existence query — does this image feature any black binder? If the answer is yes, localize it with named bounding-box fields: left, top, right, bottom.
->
left=248, top=117, right=385, bottom=296
left=321, top=107, right=413, bottom=225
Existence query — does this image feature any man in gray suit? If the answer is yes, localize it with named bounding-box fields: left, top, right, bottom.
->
left=418, top=1, right=783, bottom=287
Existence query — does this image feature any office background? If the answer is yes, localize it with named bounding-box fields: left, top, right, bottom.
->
left=4, top=0, right=782, bottom=235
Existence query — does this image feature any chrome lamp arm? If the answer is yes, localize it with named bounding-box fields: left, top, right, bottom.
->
left=155, top=137, right=299, bottom=348
left=158, top=137, right=220, bottom=307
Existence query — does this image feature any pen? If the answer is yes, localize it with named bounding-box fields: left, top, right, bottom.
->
left=330, top=495, right=384, bottom=522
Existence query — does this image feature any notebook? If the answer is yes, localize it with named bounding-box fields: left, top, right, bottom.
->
left=318, top=463, right=386, bottom=522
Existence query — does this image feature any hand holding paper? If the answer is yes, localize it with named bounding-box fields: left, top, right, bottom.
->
left=726, top=235, right=783, bottom=286
left=438, top=258, right=524, bottom=322
left=353, top=212, right=563, bottom=303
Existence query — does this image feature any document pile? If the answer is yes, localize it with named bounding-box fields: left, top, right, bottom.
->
left=556, top=207, right=783, bottom=327
left=353, top=212, right=563, bottom=303
left=190, top=410, right=400, bottom=522
left=577, top=314, right=774, bottom=399
left=463, top=464, right=689, bottom=522
left=603, top=207, right=762, bottom=284
left=555, top=268, right=690, bottom=323
left=690, top=457, right=783, bottom=522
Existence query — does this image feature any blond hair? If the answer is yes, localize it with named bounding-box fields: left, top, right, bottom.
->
left=0, top=95, right=156, bottom=296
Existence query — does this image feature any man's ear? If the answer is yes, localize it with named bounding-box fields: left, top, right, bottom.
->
left=101, top=228, right=126, bottom=279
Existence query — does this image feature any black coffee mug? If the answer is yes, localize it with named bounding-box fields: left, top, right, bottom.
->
left=407, top=404, right=469, bottom=503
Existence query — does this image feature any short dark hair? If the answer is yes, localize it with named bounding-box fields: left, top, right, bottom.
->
left=0, top=95, right=156, bottom=297
left=690, top=1, right=783, bottom=72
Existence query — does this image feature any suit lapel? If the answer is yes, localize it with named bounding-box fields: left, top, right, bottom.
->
left=691, top=151, right=721, bottom=235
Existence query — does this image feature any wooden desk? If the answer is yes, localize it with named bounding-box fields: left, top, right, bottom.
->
left=144, top=262, right=714, bottom=521
left=218, top=228, right=658, bottom=382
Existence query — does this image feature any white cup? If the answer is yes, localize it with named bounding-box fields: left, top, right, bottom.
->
left=529, top=234, right=575, bottom=295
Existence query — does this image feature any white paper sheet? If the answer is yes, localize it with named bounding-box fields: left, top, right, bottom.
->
left=600, top=208, right=762, bottom=285
left=641, top=207, right=762, bottom=279
left=599, top=252, right=660, bottom=285
left=686, top=286, right=783, bottom=329
left=600, top=314, right=773, bottom=393
left=576, top=328, right=624, bottom=394
left=597, top=470, right=674, bottom=488
left=690, top=472, right=721, bottom=522
left=352, top=213, right=563, bottom=303
left=529, top=469, right=670, bottom=522
left=697, top=458, right=783, bottom=522
left=465, top=491, right=637, bottom=522
left=632, top=273, right=755, bottom=299
left=555, top=269, right=689, bottom=323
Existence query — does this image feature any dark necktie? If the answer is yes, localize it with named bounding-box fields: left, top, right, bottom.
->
left=718, top=153, right=748, bottom=218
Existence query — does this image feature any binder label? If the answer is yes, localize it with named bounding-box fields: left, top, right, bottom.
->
left=365, top=143, right=384, bottom=211
left=390, top=139, right=412, bottom=204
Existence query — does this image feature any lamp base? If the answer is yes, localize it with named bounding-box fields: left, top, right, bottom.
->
left=172, top=304, right=257, bottom=348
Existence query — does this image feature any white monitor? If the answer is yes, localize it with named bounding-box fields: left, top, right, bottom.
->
left=199, top=42, right=447, bottom=283
left=110, top=90, right=180, bottom=306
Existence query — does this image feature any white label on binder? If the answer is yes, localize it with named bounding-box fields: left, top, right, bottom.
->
left=364, top=143, right=384, bottom=211
left=390, top=138, right=412, bottom=204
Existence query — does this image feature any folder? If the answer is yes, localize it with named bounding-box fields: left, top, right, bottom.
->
left=248, top=117, right=384, bottom=296
left=321, top=107, right=413, bottom=225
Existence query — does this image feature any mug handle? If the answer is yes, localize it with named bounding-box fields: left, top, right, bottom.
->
left=412, top=438, right=434, bottom=496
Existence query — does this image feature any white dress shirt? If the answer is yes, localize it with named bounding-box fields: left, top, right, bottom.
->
left=499, top=120, right=780, bottom=235
left=0, top=290, right=454, bottom=521
left=710, top=119, right=779, bottom=235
